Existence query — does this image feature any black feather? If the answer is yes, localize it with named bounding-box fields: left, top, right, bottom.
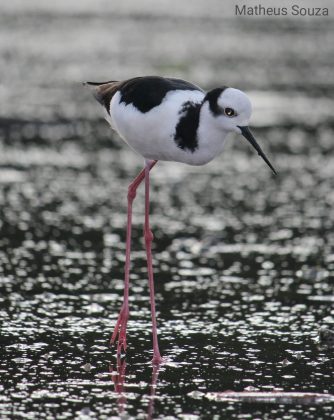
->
left=173, top=101, right=201, bottom=153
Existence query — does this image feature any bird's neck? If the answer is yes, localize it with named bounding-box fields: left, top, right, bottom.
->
left=196, top=102, right=228, bottom=164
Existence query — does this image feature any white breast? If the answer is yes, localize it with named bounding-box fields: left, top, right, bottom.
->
left=109, top=90, right=206, bottom=163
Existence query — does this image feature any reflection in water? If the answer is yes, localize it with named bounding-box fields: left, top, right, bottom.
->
left=110, top=356, right=127, bottom=415
left=110, top=356, right=161, bottom=420
left=147, top=363, right=161, bottom=420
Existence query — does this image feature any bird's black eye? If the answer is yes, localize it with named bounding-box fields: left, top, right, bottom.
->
left=224, top=107, right=236, bottom=117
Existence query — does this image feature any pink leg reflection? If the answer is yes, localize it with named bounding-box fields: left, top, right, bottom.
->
left=147, top=363, right=161, bottom=420
left=110, top=357, right=161, bottom=420
left=110, top=356, right=127, bottom=414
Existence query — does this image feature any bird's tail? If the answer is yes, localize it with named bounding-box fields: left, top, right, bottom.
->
left=83, top=80, right=117, bottom=87
left=83, top=80, right=120, bottom=110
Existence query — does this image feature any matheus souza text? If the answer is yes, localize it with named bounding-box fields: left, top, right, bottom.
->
left=235, top=4, right=329, bottom=17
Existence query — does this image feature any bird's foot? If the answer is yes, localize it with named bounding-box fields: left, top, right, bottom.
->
left=110, top=304, right=129, bottom=355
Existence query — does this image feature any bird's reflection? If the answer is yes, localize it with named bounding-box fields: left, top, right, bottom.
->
left=110, top=356, right=127, bottom=414
left=147, top=363, right=160, bottom=420
left=110, top=356, right=161, bottom=419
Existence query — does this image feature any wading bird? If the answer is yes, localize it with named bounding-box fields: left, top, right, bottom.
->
left=85, top=76, right=276, bottom=364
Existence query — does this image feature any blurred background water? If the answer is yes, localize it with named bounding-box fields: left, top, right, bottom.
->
left=0, top=0, right=333, bottom=418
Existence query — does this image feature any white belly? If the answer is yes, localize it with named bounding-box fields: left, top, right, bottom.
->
left=109, top=90, right=208, bottom=164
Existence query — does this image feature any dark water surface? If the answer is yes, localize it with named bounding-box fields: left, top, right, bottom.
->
left=0, top=1, right=334, bottom=419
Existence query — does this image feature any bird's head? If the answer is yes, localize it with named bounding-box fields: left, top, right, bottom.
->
left=204, top=87, right=276, bottom=174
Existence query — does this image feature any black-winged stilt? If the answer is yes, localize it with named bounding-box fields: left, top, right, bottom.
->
left=85, top=76, right=276, bottom=364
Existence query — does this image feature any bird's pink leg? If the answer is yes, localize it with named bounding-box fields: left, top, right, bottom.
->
left=111, top=160, right=158, bottom=355
left=144, top=159, right=163, bottom=364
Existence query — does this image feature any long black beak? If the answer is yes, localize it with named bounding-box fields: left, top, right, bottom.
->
left=237, top=126, right=277, bottom=175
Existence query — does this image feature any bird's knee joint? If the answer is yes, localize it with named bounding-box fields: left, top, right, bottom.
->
left=144, top=229, right=154, bottom=243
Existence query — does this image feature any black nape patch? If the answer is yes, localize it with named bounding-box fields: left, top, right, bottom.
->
left=173, top=101, right=201, bottom=153
left=204, top=87, right=228, bottom=116
left=119, top=76, right=202, bottom=113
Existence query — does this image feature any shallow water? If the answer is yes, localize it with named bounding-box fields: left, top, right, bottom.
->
left=0, top=1, right=334, bottom=419
left=1, top=144, right=333, bottom=419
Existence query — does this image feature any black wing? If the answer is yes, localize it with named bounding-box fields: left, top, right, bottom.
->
left=118, top=76, right=203, bottom=113
left=85, top=76, right=203, bottom=114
